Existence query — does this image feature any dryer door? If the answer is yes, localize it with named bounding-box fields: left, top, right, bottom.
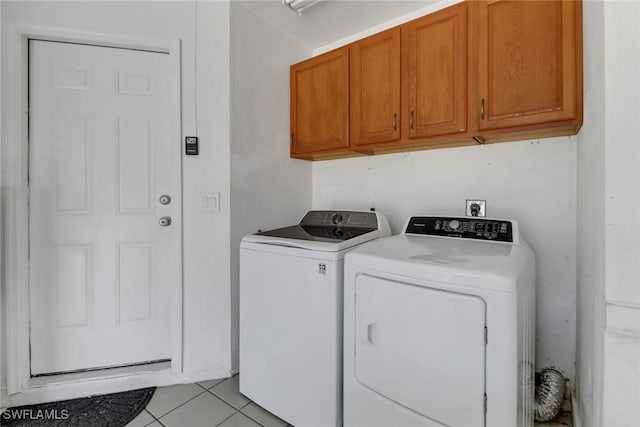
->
left=354, top=274, right=487, bottom=426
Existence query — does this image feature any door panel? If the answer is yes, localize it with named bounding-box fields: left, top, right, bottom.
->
left=290, top=47, right=350, bottom=155
left=350, top=27, right=401, bottom=146
left=355, top=274, right=486, bottom=427
left=477, top=0, right=579, bottom=129
left=403, top=3, right=468, bottom=139
left=29, top=40, right=178, bottom=375
left=117, top=117, right=153, bottom=213
left=52, top=114, right=89, bottom=212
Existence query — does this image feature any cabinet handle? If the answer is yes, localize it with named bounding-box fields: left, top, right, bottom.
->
left=410, top=110, right=414, bottom=129
left=392, top=113, right=397, bottom=131
left=481, top=99, right=485, bottom=120
left=291, top=133, right=295, bottom=147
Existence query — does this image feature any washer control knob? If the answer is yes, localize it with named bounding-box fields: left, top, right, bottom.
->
left=448, top=219, right=460, bottom=230
left=332, top=228, right=345, bottom=238
left=331, top=213, right=343, bottom=225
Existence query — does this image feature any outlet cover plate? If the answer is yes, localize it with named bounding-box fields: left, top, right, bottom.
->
left=466, top=200, right=486, bottom=217
left=200, top=191, right=220, bottom=213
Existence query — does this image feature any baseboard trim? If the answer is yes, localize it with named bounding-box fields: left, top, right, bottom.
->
left=605, top=300, right=640, bottom=338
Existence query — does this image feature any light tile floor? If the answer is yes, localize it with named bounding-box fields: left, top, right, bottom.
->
left=127, top=374, right=572, bottom=427
left=126, top=375, right=290, bottom=427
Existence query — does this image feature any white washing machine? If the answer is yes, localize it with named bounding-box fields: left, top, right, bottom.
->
left=343, top=216, right=535, bottom=427
left=240, top=210, right=390, bottom=427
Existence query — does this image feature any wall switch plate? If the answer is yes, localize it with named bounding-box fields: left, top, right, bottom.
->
left=200, top=192, right=220, bottom=213
left=466, top=200, right=486, bottom=217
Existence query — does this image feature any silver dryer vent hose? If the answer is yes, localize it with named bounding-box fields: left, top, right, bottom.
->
left=534, top=368, right=566, bottom=422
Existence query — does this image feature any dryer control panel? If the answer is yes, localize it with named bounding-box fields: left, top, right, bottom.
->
left=405, top=216, right=513, bottom=243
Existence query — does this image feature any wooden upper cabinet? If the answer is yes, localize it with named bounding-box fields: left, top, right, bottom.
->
left=477, top=0, right=582, bottom=131
left=350, top=27, right=401, bottom=147
left=288, top=0, right=583, bottom=160
left=402, top=2, right=468, bottom=140
left=290, top=46, right=350, bottom=156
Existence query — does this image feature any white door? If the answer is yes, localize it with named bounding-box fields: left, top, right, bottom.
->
left=354, top=275, right=486, bottom=426
left=29, top=40, right=180, bottom=375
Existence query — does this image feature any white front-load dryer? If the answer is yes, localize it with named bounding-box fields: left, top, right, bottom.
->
left=343, top=216, right=535, bottom=427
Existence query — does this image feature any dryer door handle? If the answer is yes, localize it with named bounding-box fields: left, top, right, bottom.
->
left=366, top=322, right=378, bottom=346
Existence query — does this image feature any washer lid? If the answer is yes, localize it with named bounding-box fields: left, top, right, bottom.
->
left=256, top=224, right=375, bottom=242
left=242, top=228, right=383, bottom=252
left=346, top=234, right=534, bottom=292
left=241, top=210, right=390, bottom=252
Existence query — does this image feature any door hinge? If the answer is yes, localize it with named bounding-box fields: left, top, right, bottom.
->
left=484, top=393, right=487, bottom=413
left=484, top=326, right=488, bottom=344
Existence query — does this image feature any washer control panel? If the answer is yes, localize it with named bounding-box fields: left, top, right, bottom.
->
left=405, top=216, right=513, bottom=243
left=300, top=210, right=378, bottom=229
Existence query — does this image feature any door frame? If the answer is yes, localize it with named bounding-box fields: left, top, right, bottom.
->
left=1, top=24, right=184, bottom=403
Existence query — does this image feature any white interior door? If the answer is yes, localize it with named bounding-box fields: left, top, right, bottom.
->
left=28, top=40, right=180, bottom=375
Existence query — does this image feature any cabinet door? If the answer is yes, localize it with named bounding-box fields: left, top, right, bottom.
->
left=477, top=0, right=580, bottom=130
left=290, top=47, right=349, bottom=156
left=350, top=28, right=401, bottom=146
left=403, top=2, right=468, bottom=140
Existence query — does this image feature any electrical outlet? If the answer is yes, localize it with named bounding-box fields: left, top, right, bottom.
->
left=466, top=200, right=486, bottom=217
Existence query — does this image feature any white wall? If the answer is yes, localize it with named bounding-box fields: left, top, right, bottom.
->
left=313, top=137, right=578, bottom=380
left=1, top=0, right=232, bottom=394
left=229, top=1, right=312, bottom=372
left=601, top=0, right=640, bottom=425
left=575, top=0, right=605, bottom=425
left=576, top=1, right=640, bottom=426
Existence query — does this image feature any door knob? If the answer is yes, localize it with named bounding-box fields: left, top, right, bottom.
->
left=159, top=216, right=172, bottom=227
left=159, top=194, right=171, bottom=205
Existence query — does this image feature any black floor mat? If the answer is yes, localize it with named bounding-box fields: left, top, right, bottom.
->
left=0, top=387, right=155, bottom=427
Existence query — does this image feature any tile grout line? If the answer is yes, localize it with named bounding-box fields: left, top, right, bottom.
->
left=204, top=387, right=250, bottom=411
left=214, top=409, right=240, bottom=427
left=196, top=376, right=231, bottom=391
left=144, top=408, right=165, bottom=427
left=239, top=404, right=268, bottom=427
left=150, top=416, right=167, bottom=427
left=145, top=377, right=240, bottom=426
left=240, top=401, right=291, bottom=427
left=152, top=389, right=209, bottom=422
left=216, top=408, right=266, bottom=427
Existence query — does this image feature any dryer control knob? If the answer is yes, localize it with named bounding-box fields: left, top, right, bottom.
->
left=448, top=219, right=460, bottom=230
left=331, top=213, right=343, bottom=225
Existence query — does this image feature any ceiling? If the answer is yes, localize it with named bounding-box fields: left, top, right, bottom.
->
left=235, top=0, right=439, bottom=52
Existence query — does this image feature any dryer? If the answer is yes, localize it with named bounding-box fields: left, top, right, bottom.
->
left=240, top=210, right=390, bottom=427
left=343, top=216, right=535, bottom=427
